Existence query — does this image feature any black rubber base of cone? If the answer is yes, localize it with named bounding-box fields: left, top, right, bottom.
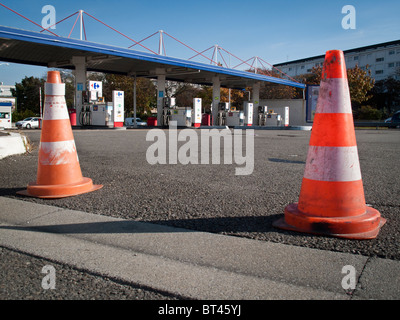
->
left=17, top=184, right=103, bottom=199
left=273, top=214, right=387, bottom=240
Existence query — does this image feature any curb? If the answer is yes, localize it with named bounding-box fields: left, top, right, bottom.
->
left=0, top=131, right=29, bottom=159
left=1, top=196, right=399, bottom=300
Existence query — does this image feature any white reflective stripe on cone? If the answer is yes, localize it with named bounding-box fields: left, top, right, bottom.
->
left=43, top=96, right=70, bottom=120
left=39, top=140, right=79, bottom=165
left=45, top=83, right=66, bottom=96
left=315, top=78, right=352, bottom=114
left=303, top=146, right=362, bottom=182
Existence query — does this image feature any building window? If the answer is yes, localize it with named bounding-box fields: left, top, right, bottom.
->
left=389, top=50, right=395, bottom=55
left=396, top=62, right=400, bottom=67
left=388, top=63, right=395, bottom=68
left=376, top=57, right=384, bottom=62
left=354, top=56, right=359, bottom=61
left=301, top=65, right=305, bottom=69
left=375, top=70, right=384, bottom=75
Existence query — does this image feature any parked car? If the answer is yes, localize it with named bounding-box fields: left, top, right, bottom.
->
left=387, top=111, right=400, bottom=128
left=125, top=117, right=147, bottom=126
left=16, top=117, right=40, bottom=129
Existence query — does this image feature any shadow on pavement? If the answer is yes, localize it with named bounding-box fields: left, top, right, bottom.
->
left=0, top=214, right=282, bottom=235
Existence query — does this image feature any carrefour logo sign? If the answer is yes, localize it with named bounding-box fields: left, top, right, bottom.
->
left=89, top=81, right=102, bottom=92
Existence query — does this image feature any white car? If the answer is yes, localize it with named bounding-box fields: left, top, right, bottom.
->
left=16, top=117, right=40, bottom=129
left=125, top=117, right=147, bottom=126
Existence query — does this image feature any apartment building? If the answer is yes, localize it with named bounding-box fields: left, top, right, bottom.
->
left=274, top=40, right=400, bottom=81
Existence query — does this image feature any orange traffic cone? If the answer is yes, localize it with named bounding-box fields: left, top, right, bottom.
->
left=17, top=71, right=102, bottom=199
left=273, top=50, right=386, bottom=239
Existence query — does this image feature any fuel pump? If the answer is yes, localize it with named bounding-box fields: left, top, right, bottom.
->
left=258, top=106, right=268, bottom=126
left=162, top=97, right=174, bottom=126
left=217, top=102, right=229, bottom=126
left=243, top=102, right=253, bottom=126
left=184, top=108, right=192, bottom=127
left=168, top=97, right=193, bottom=127
left=79, top=81, right=110, bottom=127
left=265, top=109, right=281, bottom=126
left=80, top=91, right=92, bottom=126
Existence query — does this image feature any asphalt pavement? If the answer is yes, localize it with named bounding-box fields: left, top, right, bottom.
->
left=0, top=127, right=399, bottom=302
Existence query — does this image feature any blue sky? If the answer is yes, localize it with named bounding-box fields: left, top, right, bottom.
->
left=1, top=0, right=400, bottom=85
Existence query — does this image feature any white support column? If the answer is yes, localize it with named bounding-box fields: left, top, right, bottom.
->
left=79, top=10, right=84, bottom=40
left=158, top=30, right=164, bottom=55
left=156, top=69, right=166, bottom=126
left=72, top=56, right=86, bottom=126
left=252, top=82, right=260, bottom=126
left=212, top=76, right=220, bottom=126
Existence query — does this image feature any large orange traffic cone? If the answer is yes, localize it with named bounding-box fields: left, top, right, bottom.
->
left=17, top=71, right=102, bottom=199
left=273, top=50, right=386, bottom=239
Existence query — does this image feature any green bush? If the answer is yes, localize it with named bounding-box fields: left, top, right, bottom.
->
left=357, top=105, right=383, bottom=120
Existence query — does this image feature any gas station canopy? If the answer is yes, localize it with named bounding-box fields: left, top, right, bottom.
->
left=0, top=25, right=305, bottom=90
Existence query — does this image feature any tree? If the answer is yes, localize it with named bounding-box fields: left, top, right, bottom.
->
left=253, top=68, right=299, bottom=99
left=102, top=74, right=133, bottom=115
left=302, top=65, right=375, bottom=116
left=58, top=70, right=75, bottom=109
left=357, top=105, right=382, bottom=120
left=347, top=65, right=375, bottom=107
left=136, top=78, right=157, bottom=114
left=174, top=83, right=202, bottom=107
left=369, top=77, right=400, bottom=117
left=299, top=65, right=322, bottom=85
left=196, top=86, right=213, bottom=111
left=11, top=76, right=45, bottom=114
left=101, top=74, right=156, bottom=116
left=221, top=88, right=246, bottom=109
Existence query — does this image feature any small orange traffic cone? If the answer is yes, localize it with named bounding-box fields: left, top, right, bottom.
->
left=17, top=71, right=102, bottom=199
left=273, top=50, right=386, bottom=239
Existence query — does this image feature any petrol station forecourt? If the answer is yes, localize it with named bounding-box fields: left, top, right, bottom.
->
left=1, top=127, right=400, bottom=300
left=1, top=22, right=400, bottom=301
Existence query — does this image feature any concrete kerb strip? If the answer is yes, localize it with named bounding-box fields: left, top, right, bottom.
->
left=0, top=131, right=29, bottom=159
left=0, top=196, right=399, bottom=300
